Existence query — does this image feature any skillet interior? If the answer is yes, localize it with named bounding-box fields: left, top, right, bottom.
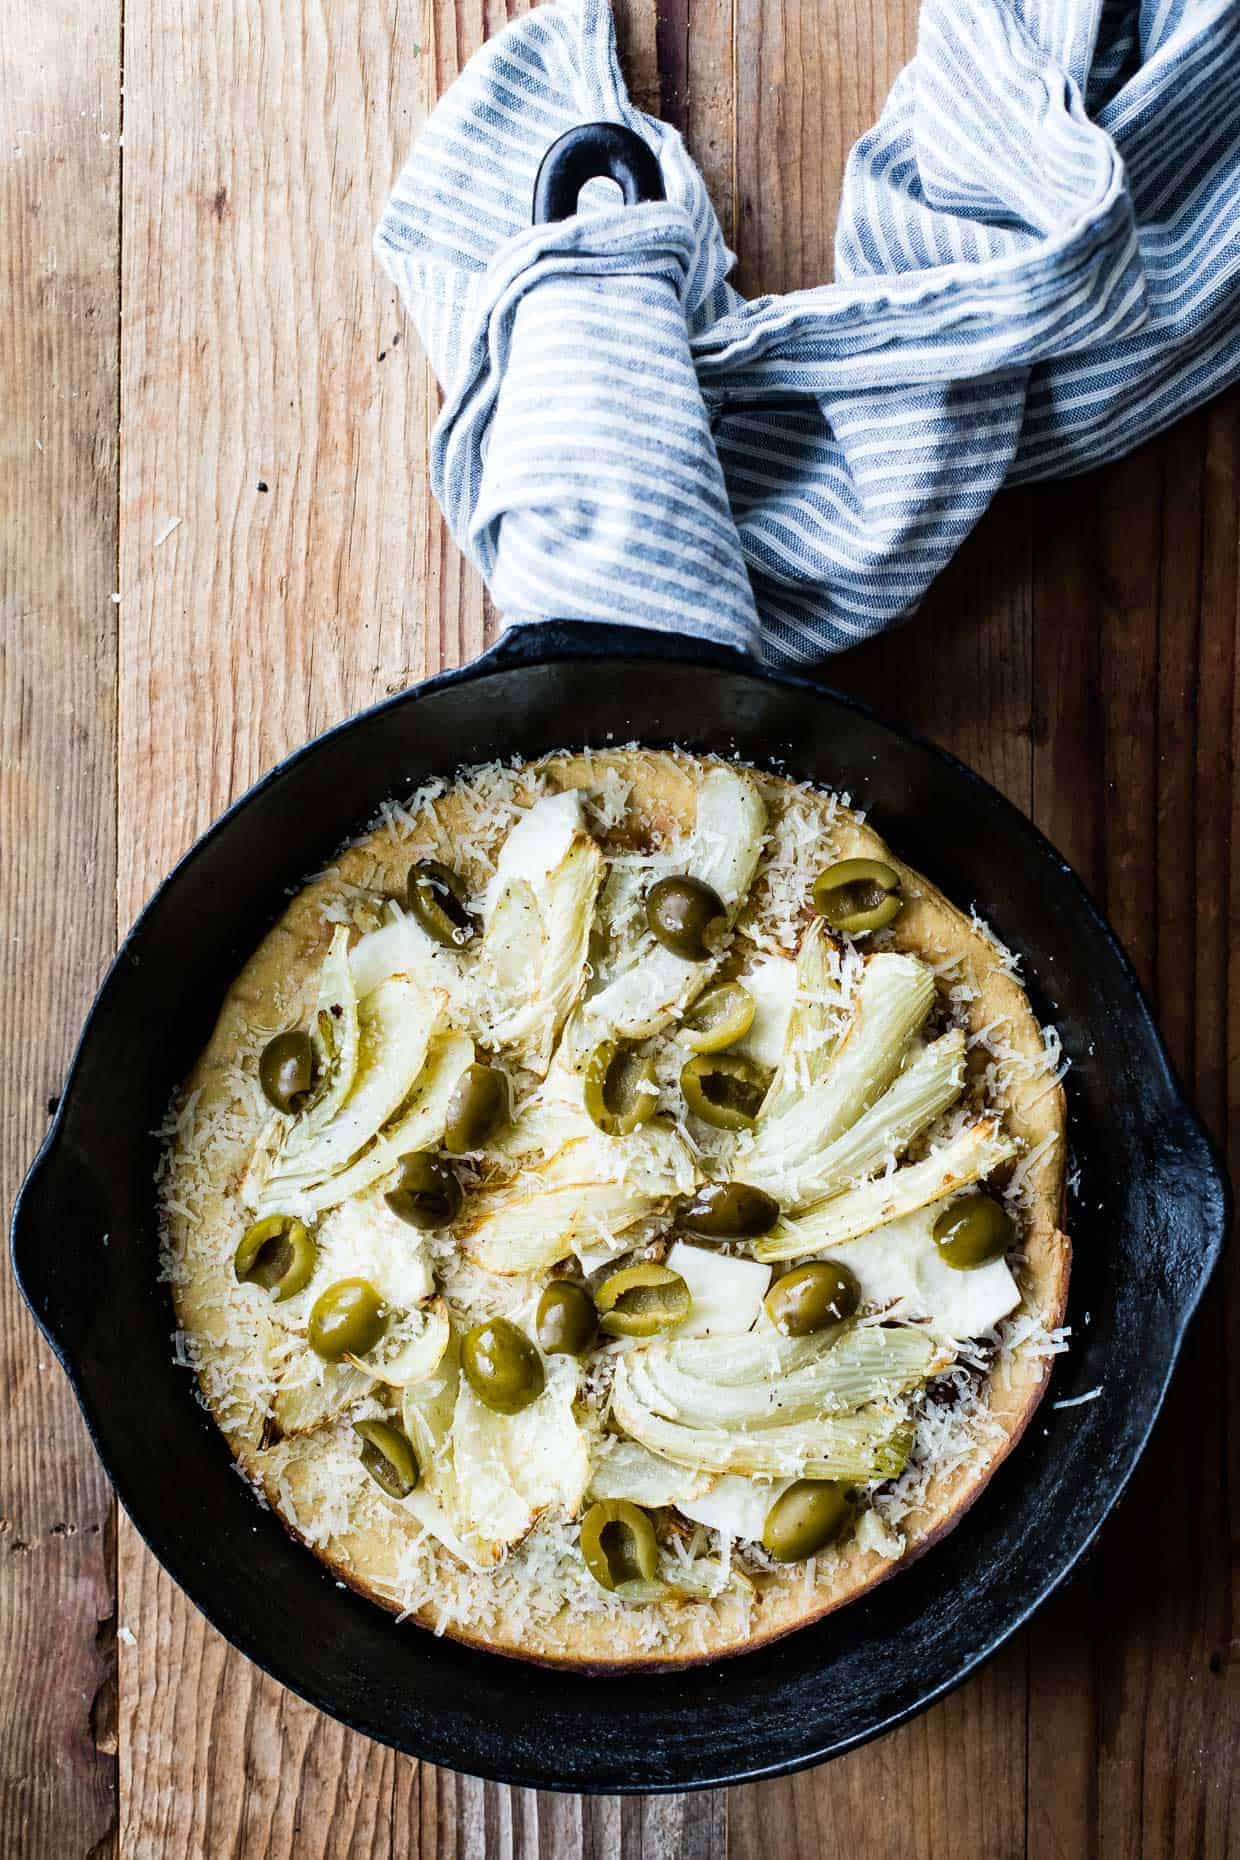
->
left=11, top=621, right=1227, bottom=1792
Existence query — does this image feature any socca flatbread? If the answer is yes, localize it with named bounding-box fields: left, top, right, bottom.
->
left=161, top=750, right=1069, bottom=1668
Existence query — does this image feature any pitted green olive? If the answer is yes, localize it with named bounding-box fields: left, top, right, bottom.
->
left=680, top=1053, right=771, bottom=1129
left=596, top=1263, right=691, bottom=1338
left=353, top=1418, right=419, bottom=1499
left=681, top=1180, right=780, bottom=1240
left=933, top=1191, right=1014, bottom=1268
left=443, top=1063, right=508, bottom=1154
left=406, top=860, right=478, bottom=949
left=680, top=982, right=755, bottom=1054
left=308, top=1278, right=386, bottom=1361
left=763, top=1261, right=860, bottom=1335
left=583, top=1040, right=658, bottom=1136
left=646, top=876, right=727, bottom=961
left=461, top=1318, right=545, bottom=1414
left=384, top=1151, right=462, bottom=1228
left=762, top=1479, right=856, bottom=1561
left=258, top=1029, right=316, bottom=1113
left=580, top=1499, right=659, bottom=1590
left=234, top=1214, right=317, bottom=1303
left=812, top=858, right=903, bottom=934
left=536, top=1281, right=596, bottom=1356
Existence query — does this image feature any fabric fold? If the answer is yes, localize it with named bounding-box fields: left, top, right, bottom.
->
left=376, top=0, right=1240, bottom=661
left=442, top=206, right=761, bottom=649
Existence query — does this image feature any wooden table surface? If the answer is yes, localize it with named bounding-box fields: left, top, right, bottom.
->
left=3, top=0, right=1238, bottom=1853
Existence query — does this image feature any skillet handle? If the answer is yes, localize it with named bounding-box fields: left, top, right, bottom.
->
left=520, top=123, right=765, bottom=665
left=1149, top=1099, right=1230, bottom=1314
left=532, top=123, right=665, bottom=224
left=472, top=617, right=760, bottom=675
left=10, top=1126, right=111, bottom=1367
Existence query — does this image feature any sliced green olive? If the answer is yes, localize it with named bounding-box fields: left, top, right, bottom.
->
left=812, top=858, right=903, bottom=935
left=680, top=1053, right=771, bottom=1129
left=583, top=1040, right=658, bottom=1136
left=406, top=859, right=478, bottom=949
left=933, top=1191, right=1014, bottom=1269
left=580, top=1499, right=659, bottom=1590
left=764, top=1261, right=861, bottom=1336
left=646, top=876, right=727, bottom=961
left=443, top=1063, right=507, bottom=1154
left=384, top=1151, right=462, bottom=1228
left=536, top=1281, right=596, bottom=1356
left=258, top=1029, right=316, bottom=1113
left=461, top=1317, right=545, bottom=1414
left=308, top=1278, right=386, bottom=1361
left=681, top=1180, right=780, bottom=1240
left=596, top=1263, right=691, bottom=1338
left=353, top=1418, right=419, bottom=1499
left=233, top=1214, right=317, bottom=1303
left=680, top=981, right=755, bottom=1054
left=762, top=1479, right=856, bottom=1562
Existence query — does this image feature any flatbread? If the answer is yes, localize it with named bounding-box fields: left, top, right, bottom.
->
left=162, top=751, right=1069, bottom=1668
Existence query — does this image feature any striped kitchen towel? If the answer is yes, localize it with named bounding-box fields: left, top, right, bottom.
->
left=375, top=0, right=1240, bottom=662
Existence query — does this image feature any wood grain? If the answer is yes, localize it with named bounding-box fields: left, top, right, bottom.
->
left=0, top=2, right=121, bottom=1855
left=114, top=0, right=437, bottom=1852
left=2, top=0, right=1237, bottom=1850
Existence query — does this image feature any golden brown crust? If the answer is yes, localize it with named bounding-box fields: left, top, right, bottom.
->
left=166, top=750, right=1070, bottom=1669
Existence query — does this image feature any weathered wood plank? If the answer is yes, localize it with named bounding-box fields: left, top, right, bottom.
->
left=1089, top=411, right=1238, bottom=1860
left=1025, top=405, right=1240, bottom=1860
left=732, top=0, right=917, bottom=296
left=1202, top=395, right=1240, bottom=1787
left=0, top=2, right=121, bottom=1854
left=114, top=0, right=434, bottom=1851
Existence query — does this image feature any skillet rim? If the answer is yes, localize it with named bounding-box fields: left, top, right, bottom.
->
left=10, top=619, right=1230, bottom=1791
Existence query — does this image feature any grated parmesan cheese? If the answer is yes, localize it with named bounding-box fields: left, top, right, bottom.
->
left=158, top=749, right=1069, bottom=1653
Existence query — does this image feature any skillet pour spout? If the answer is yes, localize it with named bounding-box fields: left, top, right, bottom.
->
left=10, top=614, right=1229, bottom=1792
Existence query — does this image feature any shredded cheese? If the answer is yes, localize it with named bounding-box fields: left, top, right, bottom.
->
left=159, top=749, right=1069, bottom=1653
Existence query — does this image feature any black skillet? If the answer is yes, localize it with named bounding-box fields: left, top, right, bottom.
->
left=11, top=126, right=1229, bottom=1793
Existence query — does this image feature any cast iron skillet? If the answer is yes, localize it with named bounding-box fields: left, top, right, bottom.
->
left=10, top=128, right=1230, bottom=1794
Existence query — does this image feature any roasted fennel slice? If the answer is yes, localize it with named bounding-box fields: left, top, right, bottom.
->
left=768, top=1027, right=968, bottom=1211
left=270, top=1357, right=371, bottom=1439
left=581, top=763, right=768, bottom=1042
left=403, top=1339, right=591, bottom=1569
left=479, top=789, right=604, bottom=1075
left=269, top=1302, right=448, bottom=1437
left=756, top=1117, right=1018, bottom=1259
left=610, top=1321, right=936, bottom=1482
left=394, top=1334, right=495, bottom=1570
left=611, top=1358, right=917, bottom=1482
left=736, top=951, right=935, bottom=1197
left=459, top=1122, right=696, bottom=1275
left=283, top=927, right=359, bottom=1146
left=446, top=1356, right=591, bottom=1567
left=344, top=1298, right=451, bottom=1385
left=258, top=1032, right=474, bottom=1219
left=349, top=904, right=448, bottom=998
left=256, top=978, right=446, bottom=1209
left=587, top=1439, right=714, bottom=1508
left=759, top=919, right=851, bottom=1119
left=624, top=1323, right=942, bottom=1430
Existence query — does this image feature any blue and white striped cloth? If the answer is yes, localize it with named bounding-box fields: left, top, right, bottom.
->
left=376, top=0, right=1240, bottom=661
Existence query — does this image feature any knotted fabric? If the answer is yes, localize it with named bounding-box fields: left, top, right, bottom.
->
left=376, top=0, right=1240, bottom=661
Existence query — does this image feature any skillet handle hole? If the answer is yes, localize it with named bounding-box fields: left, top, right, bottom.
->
left=532, top=123, right=665, bottom=225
